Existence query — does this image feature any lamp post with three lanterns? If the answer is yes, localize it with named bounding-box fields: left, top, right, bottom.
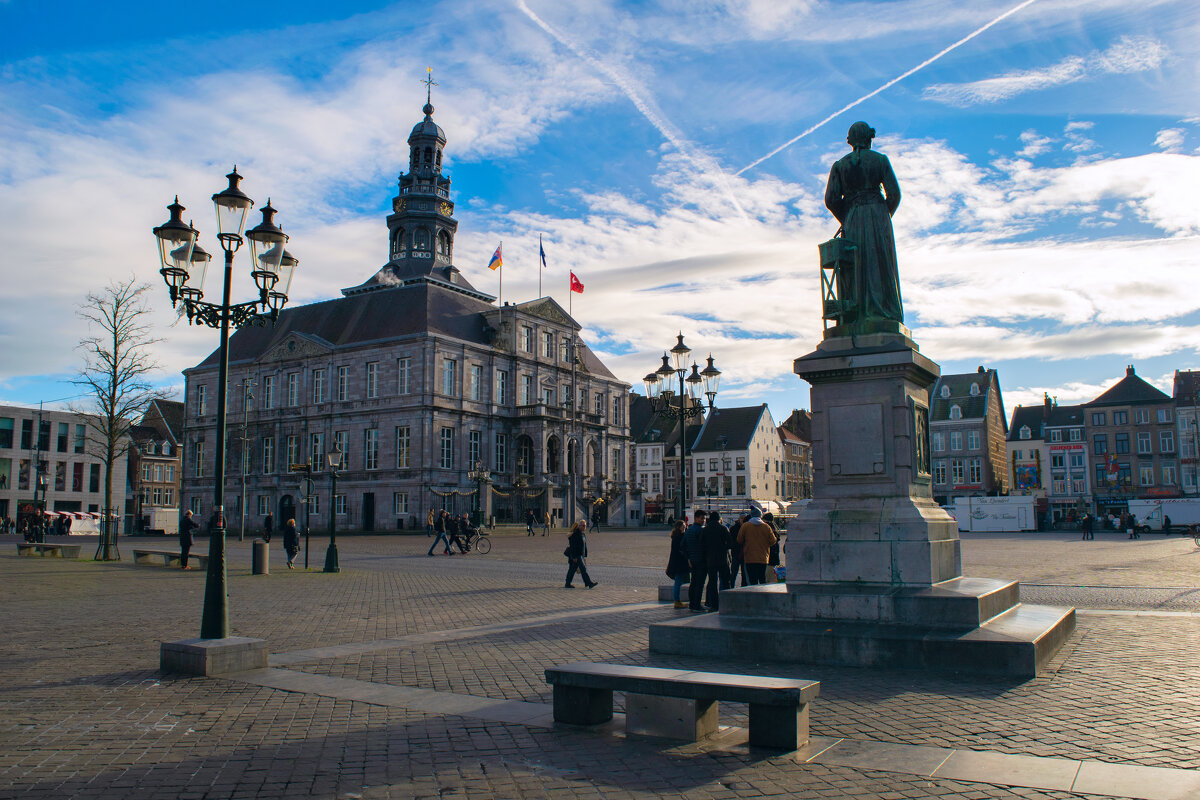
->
left=153, top=167, right=298, bottom=640
left=643, top=333, right=721, bottom=523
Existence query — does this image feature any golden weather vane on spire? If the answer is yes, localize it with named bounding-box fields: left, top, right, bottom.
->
left=422, top=67, right=438, bottom=107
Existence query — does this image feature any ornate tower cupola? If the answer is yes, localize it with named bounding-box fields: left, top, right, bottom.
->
left=387, top=68, right=458, bottom=280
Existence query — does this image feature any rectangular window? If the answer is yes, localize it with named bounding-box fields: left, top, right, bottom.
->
left=1158, top=408, right=1173, bottom=423
left=1115, top=433, right=1130, bottom=454
left=542, top=331, right=554, bottom=358
left=1092, top=412, right=1106, bottom=426
left=56, top=423, right=68, bottom=452
left=89, top=463, right=100, bottom=493
left=1135, top=409, right=1150, bottom=424
left=164, top=488, right=175, bottom=506
left=262, top=436, right=276, bottom=474
left=393, top=492, right=409, bottom=515
left=287, top=373, right=298, bottom=406
left=520, top=374, right=533, bottom=405
left=696, top=460, right=705, bottom=473
left=735, top=457, right=746, bottom=470
left=951, top=459, right=965, bottom=484
left=595, top=393, right=603, bottom=416
left=151, top=487, right=162, bottom=505
left=142, top=462, right=152, bottom=482
left=495, top=433, right=507, bottom=472
left=166, top=465, right=175, bottom=482
left=521, top=326, right=533, bottom=352
left=560, top=340, right=571, bottom=362
left=614, top=396, right=623, bottom=425
left=72, top=462, right=83, bottom=492
left=335, top=494, right=346, bottom=515
left=73, top=424, right=85, bottom=453
left=365, top=429, right=379, bottom=470
left=1094, top=435, right=1107, bottom=455
left=469, top=365, right=482, bottom=401
left=1051, top=454, right=1065, bottom=469
left=736, top=475, right=746, bottom=495
left=0, top=417, right=13, bottom=449
left=1118, top=462, right=1132, bottom=486
left=442, top=358, right=457, bottom=396
left=242, top=446, right=252, bottom=475
left=194, top=442, right=205, bottom=478
left=154, top=464, right=164, bottom=482
left=1049, top=429, right=1062, bottom=442
left=1052, top=479, right=1067, bottom=495
left=1069, top=428, right=1082, bottom=442
left=396, top=426, right=410, bottom=468
left=37, top=420, right=49, bottom=451
left=263, top=374, right=275, bottom=409
left=468, top=430, right=481, bottom=466
left=312, top=369, right=326, bottom=403
left=1070, top=453, right=1085, bottom=469
left=1163, top=464, right=1177, bottom=485
left=190, top=496, right=202, bottom=515
left=257, top=496, right=269, bottom=516
left=332, top=430, right=347, bottom=469
left=397, top=357, right=411, bottom=394
left=310, top=433, right=325, bottom=472
left=308, top=494, right=320, bottom=515
left=366, top=362, right=378, bottom=399
left=542, top=387, right=554, bottom=405
left=336, top=366, right=349, bottom=401
left=562, top=384, right=572, bottom=407
left=286, top=435, right=299, bottom=469
left=967, top=431, right=980, bottom=450
left=197, top=385, right=207, bottom=416
left=950, top=431, right=962, bottom=451
left=1137, top=432, right=1152, bottom=455
left=1113, top=410, right=1128, bottom=425
left=20, top=419, right=32, bottom=449
left=440, top=427, right=454, bottom=469
left=496, top=370, right=508, bottom=404
left=933, top=460, right=947, bottom=484
left=1140, top=464, right=1154, bottom=486
left=1160, top=430, right=1175, bottom=452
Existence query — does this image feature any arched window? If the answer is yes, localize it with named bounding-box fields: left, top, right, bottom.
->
left=949, top=404, right=962, bottom=420
left=940, top=385, right=951, bottom=399
left=392, top=228, right=405, bottom=256
left=410, top=147, right=418, bottom=166
left=423, top=146, right=432, bottom=163
left=414, top=229, right=429, bottom=250
left=546, top=436, right=561, bottom=473
left=436, top=150, right=442, bottom=168
left=162, top=442, right=171, bottom=456
left=146, top=442, right=157, bottom=455
left=437, top=230, right=451, bottom=257
left=1019, top=425, right=1031, bottom=440
left=969, top=383, right=980, bottom=396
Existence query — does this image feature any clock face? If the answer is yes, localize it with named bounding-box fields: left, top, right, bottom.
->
left=439, top=202, right=453, bottom=216
left=393, top=198, right=406, bottom=212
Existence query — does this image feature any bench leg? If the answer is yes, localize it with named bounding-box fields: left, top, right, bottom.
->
left=626, top=694, right=718, bottom=741
left=552, top=685, right=613, bottom=725
left=748, top=702, right=808, bottom=750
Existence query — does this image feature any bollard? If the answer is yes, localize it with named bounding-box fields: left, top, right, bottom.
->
left=252, top=538, right=269, bottom=575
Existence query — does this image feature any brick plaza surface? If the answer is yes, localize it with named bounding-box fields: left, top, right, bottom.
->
left=3, top=529, right=1200, bottom=799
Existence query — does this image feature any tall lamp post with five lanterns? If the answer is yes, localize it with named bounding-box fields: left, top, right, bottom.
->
left=643, top=333, right=721, bottom=523
left=153, top=167, right=298, bottom=643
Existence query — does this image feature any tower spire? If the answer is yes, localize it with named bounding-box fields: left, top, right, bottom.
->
left=422, top=67, right=438, bottom=116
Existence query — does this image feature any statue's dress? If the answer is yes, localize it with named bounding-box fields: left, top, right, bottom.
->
left=824, top=149, right=904, bottom=324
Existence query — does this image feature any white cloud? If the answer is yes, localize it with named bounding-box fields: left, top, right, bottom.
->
left=1155, top=127, right=1185, bottom=152
left=923, top=36, right=1169, bottom=106
left=1017, top=130, right=1055, bottom=158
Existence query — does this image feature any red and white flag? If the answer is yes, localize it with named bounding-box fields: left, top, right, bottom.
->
left=570, top=271, right=584, bottom=293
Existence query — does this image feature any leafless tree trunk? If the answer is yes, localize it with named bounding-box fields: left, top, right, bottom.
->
left=73, top=278, right=162, bottom=561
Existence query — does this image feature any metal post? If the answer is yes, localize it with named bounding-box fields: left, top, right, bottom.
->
left=324, top=464, right=339, bottom=573
left=239, top=378, right=253, bottom=542
left=676, top=370, right=686, bottom=523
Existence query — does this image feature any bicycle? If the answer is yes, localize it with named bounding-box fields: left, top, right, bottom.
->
left=1191, top=526, right=1200, bottom=548
left=463, top=529, right=492, bottom=555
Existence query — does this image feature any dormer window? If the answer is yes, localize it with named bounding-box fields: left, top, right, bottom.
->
left=969, top=383, right=980, bottom=396
left=949, top=404, right=962, bottom=420
left=940, top=385, right=951, bottom=399
left=162, top=442, right=171, bottom=456
left=146, top=442, right=157, bottom=455
left=1019, top=425, right=1031, bottom=440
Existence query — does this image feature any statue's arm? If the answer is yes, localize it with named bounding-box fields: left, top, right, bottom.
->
left=824, top=165, right=846, bottom=224
left=881, top=154, right=901, bottom=216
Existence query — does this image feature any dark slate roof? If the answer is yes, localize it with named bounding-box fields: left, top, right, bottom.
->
left=128, top=424, right=158, bottom=443
left=342, top=262, right=488, bottom=298
left=1173, top=370, right=1200, bottom=405
left=1046, top=404, right=1084, bottom=427
left=629, top=394, right=656, bottom=442
left=153, top=399, right=185, bottom=442
left=1007, top=405, right=1046, bottom=442
left=692, top=405, right=767, bottom=452
left=930, top=369, right=999, bottom=424
left=1087, top=365, right=1171, bottom=406
left=780, top=409, right=811, bottom=441
left=192, top=282, right=496, bottom=370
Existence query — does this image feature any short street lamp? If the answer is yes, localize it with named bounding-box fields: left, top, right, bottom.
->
left=325, top=443, right=342, bottom=573
left=643, top=334, right=721, bottom=522
left=467, top=461, right=491, bottom=527
left=153, top=168, right=298, bottom=640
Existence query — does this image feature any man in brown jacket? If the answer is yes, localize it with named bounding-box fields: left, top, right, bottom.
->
left=736, top=509, right=778, bottom=585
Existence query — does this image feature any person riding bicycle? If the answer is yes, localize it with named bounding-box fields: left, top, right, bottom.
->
left=446, top=514, right=469, bottom=554
left=456, top=513, right=476, bottom=552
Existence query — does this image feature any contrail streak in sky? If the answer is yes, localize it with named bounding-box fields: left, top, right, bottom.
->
left=736, top=0, right=1041, bottom=176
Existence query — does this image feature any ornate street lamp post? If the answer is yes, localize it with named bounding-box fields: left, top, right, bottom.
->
left=325, top=443, right=342, bottom=573
left=153, top=168, right=298, bottom=640
left=468, top=461, right=491, bottom=527
left=643, top=334, right=721, bottom=522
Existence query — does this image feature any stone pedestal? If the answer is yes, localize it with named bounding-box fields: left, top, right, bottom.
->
left=649, top=332, right=1076, bottom=678
left=160, top=637, right=268, bottom=676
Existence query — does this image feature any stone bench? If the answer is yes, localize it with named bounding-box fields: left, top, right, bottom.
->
left=16, top=543, right=82, bottom=558
left=132, top=548, right=208, bottom=570
left=544, top=662, right=819, bottom=750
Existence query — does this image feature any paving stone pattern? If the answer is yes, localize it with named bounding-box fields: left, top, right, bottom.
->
left=2, top=531, right=1199, bottom=798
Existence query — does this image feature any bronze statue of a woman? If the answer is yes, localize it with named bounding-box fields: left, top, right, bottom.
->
left=824, top=121, right=904, bottom=325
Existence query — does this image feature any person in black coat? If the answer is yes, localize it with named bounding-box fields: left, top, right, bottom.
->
left=665, top=519, right=690, bottom=609
left=263, top=513, right=274, bottom=543
left=700, top=512, right=731, bottom=611
left=179, top=510, right=198, bottom=570
left=564, top=520, right=597, bottom=588
left=282, top=518, right=300, bottom=569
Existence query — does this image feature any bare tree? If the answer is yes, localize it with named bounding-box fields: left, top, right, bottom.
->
left=74, top=278, right=162, bottom=560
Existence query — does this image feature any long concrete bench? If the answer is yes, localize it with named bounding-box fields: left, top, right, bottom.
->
left=16, top=543, right=82, bottom=558
left=132, top=548, right=208, bottom=570
left=544, top=662, right=819, bottom=750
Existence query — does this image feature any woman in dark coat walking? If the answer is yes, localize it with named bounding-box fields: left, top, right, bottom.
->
left=564, top=520, right=597, bottom=589
left=282, top=518, right=300, bottom=569
left=665, top=519, right=689, bottom=609
left=701, top=512, right=731, bottom=610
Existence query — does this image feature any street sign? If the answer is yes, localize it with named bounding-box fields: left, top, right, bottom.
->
left=299, top=478, right=315, bottom=498
left=289, top=463, right=311, bottom=472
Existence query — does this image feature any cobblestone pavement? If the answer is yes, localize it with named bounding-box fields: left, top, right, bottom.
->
left=2, top=531, right=1200, bottom=799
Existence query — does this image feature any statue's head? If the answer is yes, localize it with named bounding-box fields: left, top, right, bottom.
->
left=847, top=121, right=876, bottom=149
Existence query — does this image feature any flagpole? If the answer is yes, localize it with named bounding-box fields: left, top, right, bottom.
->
left=499, top=241, right=503, bottom=306
left=538, top=234, right=543, bottom=299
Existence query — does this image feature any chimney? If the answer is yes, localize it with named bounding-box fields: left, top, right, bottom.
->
left=977, top=366, right=985, bottom=373
left=1043, top=392, right=1052, bottom=418
left=1126, top=364, right=1135, bottom=377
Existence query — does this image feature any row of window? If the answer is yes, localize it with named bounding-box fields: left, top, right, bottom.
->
left=934, top=431, right=982, bottom=452
left=141, top=487, right=175, bottom=507
left=1094, top=462, right=1178, bottom=487
left=0, top=458, right=101, bottom=493
left=1092, top=408, right=1172, bottom=426
left=933, top=458, right=984, bottom=485
left=140, top=463, right=177, bottom=483
left=1093, top=430, right=1175, bottom=456
left=0, top=418, right=86, bottom=454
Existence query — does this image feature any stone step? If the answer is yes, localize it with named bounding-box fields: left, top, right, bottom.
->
left=648, top=602, right=1076, bottom=679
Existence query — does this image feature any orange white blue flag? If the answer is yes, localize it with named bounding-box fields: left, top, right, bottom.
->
left=488, top=242, right=503, bottom=271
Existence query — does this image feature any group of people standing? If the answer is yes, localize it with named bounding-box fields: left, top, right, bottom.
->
left=666, top=509, right=781, bottom=612
left=427, top=509, right=478, bottom=556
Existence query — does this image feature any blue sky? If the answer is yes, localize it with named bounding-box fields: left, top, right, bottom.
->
left=2, top=0, right=1198, bottom=426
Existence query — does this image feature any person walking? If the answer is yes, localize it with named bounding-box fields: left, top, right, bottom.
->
left=543, top=510, right=551, bottom=536
left=701, top=511, right=731, bottom=611
left=1163, top=514, right=1172, bottom=535
left=428, top=509, right=454, bottom=556
left=763, top=512, right=782, bottom=580
left=282, top=517, right=300, bottom=569
left=591, top=507, right=601, bottom=531
left=526, top=509, right=537, bottom=536
left=738, top=509, right=778, bottom=585
left=564, top=519, right=597, bottom=588
left=727, top=514, right=747, bottom=588
left=179, top=510, right=198, bottom=570
left=426, top=508, right=436, bottom=538
left=683, top=510, right=707, bottom=611
left=1081, top=513, right=1094, bottom=541
left=665, top=519, right=690, bottom=609
left=263, top=512, right=274, bottom=543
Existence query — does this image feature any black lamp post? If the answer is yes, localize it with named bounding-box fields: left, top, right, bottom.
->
left=468, top=461, right=491, bottom=527
left=643, top=334, right=721, bottom=522
left=153, top=168, right=298, bottom=640
left=325, top=443, right=342, bottom=573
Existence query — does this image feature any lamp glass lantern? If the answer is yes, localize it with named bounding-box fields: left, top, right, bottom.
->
left=326, top=442, right=343, bottom=471
left=268, top=248, right=299, bottom=313
left=700, top=354, right=721, bottom=404
left=670, top=332, right=691, bottom=372
left=643, top=372, right=661, bottom=400
left=152, top=198, right=196, bottom=301
left=212, top=167, right=254, bottom=239
left=246, top=201, right=288, bottom=298
left=685, top=363, right=703, bottom=401
left=180, top=238, right=212, bottom=304
left=656, top=353, right=675, bottom=398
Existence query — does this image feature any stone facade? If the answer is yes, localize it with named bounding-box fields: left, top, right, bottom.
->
left=126, top=399, right=185, bottom=534
left=929, top=367, right=1008, bottom=504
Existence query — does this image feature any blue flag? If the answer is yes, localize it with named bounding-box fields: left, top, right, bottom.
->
left=539, top=235, right=547, bottom=269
